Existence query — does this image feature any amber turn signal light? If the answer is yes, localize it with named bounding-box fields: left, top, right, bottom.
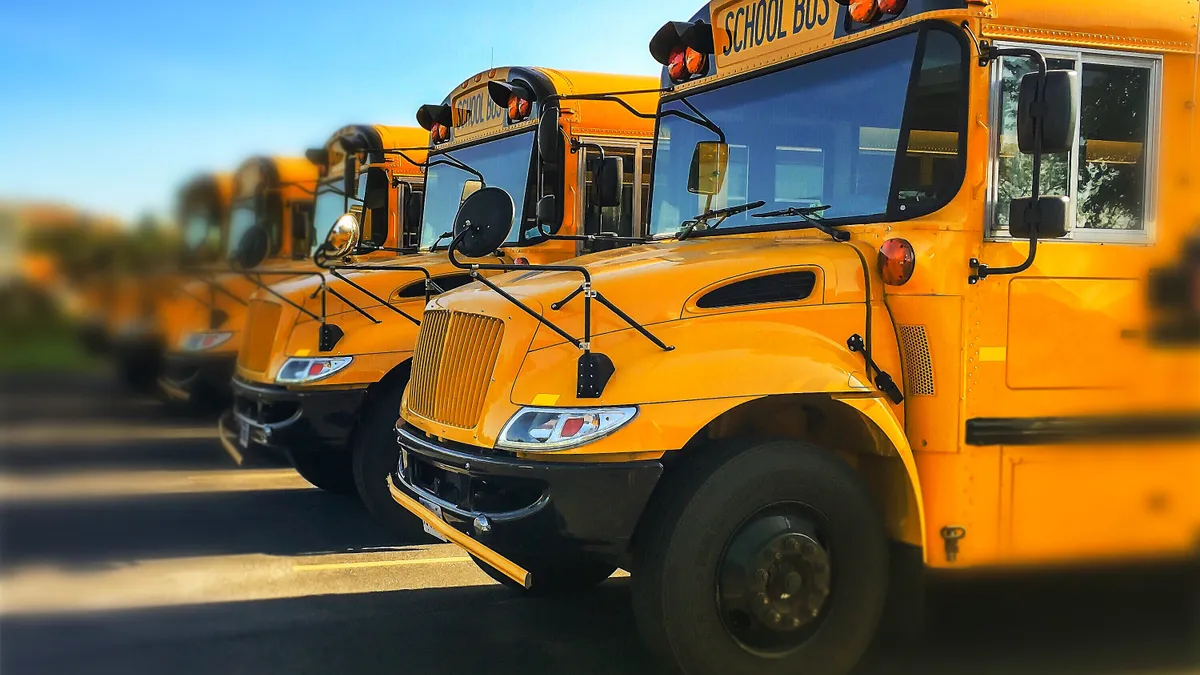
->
left=879, top=238, right=915, bottom=286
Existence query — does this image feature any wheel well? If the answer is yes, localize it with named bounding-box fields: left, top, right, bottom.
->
left=667, top=394, right=923, bottom=550
left=349, top=358, right=412, bottom=445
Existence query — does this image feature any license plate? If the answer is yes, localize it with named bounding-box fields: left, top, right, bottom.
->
left=418, top=497, right=449, bottom=542
left=238, top=420, right=250, bottom=448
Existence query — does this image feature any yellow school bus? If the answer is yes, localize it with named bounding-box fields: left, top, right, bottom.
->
left=225, top=69, right=658, bottom=526
left=156, top=156, right=317, bottom=410
left=106, top=174, right=233, bottom=389
left=219, top=123, right=430, bottom=469
left=388, top=1, right=1200, bottom=672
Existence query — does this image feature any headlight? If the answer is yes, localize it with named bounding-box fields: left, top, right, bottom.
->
left=180, top=331, right=232, bottom=352
left=497, top=406, right=638, bottom=452
left=276, top=356, right=353, bottom=384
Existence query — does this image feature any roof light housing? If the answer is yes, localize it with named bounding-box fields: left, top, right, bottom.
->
left=650, top=20, right=714, bottom=83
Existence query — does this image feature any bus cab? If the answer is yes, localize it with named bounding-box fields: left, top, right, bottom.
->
left=157, top=155, right=317, bottom=411
left=389, top=2, right=1200, bottom=673
left=225, top=68, right=658, bottom=529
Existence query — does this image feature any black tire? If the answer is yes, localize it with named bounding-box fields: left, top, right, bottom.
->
left=631, top=439, right=888, bottom=675
left=290, top=449, right=356, bottom=494
left=351, top=378, right=414, bottom=532
left=471, top=553, right=616, bottom=596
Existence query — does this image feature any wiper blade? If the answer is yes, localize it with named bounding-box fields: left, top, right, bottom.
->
left=678, top=200, right=767, bottom=240
left=752, top=204, right=849, bottom=242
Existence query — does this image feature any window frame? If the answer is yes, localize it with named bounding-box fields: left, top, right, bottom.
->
left=985, top=41, right=1162, bottom=245
left=574, top=137, right=649, bottom=242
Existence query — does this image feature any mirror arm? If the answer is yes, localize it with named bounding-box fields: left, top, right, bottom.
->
left=327, top=267, right=421, bottom=326
left=536, top=224, right=652, bottom=245
left=544, top=89, right=666, bottom=120
left=323, top=282, right=381, bottom=326
left=240, top=270, right=326, bottom=321
left=970, top=47, right=1049, bottom=284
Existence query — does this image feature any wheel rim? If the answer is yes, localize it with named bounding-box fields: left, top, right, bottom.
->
left=716, top=504, right=831, bottom=655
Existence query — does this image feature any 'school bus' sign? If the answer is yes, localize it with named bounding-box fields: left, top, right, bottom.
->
left=450, top=68, right=527, bottom=143
left=712, top=0, right=836, bottom=68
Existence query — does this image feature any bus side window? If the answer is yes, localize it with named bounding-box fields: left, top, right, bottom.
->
left=582, top=145, right=636, bottom=252
left=991, top=49, right=1156, bottom=239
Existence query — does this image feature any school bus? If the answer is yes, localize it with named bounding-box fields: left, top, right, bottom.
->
left=105, top=175, right=233, bottom=389
left=224, top=70, right=658, bottom=526
left=388, top=1, right=1200, bottom=673
left=219, top=123, right=429, bottom=469
left=156, top=156, right=317, bottom=410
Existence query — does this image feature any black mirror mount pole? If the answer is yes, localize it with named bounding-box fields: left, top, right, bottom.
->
left=969, top=46, right=1048, bottom=284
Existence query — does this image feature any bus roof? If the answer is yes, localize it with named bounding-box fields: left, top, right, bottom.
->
left=662, top=0, right=1195, bottom=89
left=421, top=66, right=658, bottom=149
left=320, top=125, right=428, bottom=179
left=232, top=156, right=317, bottom=199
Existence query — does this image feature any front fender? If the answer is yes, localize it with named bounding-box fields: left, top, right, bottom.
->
left=510, top=304, right=876, bottom=407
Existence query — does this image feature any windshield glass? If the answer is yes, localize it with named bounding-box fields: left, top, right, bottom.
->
left=420, top=131, right=535, bottom=250
left=649, top=28, right=966, bottom=237
left=311, top=177, right=361, bottom=256
left=182, top=209, right=219, bottom=253
left=226, top=201, right=256, bottom=257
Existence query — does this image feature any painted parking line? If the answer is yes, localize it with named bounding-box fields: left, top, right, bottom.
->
left=292, top=556, right=472, bottom=572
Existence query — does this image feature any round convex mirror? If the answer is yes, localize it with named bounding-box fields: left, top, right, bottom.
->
left=235, top=224, right=269, bottom=269
left=325, top=212, right=361, bottom=259
left=452, top=187, right=515, bottom=258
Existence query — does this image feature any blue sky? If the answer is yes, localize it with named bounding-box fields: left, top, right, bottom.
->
left=0, top=0, right=699, bottom=223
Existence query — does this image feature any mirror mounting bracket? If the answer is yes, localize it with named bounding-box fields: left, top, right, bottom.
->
left=319, top=324, right=344, bottom=352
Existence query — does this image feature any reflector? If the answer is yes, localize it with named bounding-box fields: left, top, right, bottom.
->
left=879, top=238, right=916, bottom=286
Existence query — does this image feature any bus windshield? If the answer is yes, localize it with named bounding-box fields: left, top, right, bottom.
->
left=226, top=201, right=256, bottom=258
left=183, top=209, right=219, bottom=254
left=420, top=131, right=535, bottom=250
left=311, top=177, right=362, bottom=256
left=649, top=27, right=967, bottom=237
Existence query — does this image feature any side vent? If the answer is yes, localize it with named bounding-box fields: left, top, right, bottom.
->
left=393, top=274, right=477, bottom=300
left=696, top=271, right=816, bottom=309
left=896, top=325, right=935, bottom=396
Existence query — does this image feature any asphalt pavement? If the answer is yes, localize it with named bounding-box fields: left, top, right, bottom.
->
left=0, top=372, right=1197, bottom=675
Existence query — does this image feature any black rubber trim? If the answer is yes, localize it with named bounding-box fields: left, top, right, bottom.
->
left=965, top=414, right=1200, bottom=446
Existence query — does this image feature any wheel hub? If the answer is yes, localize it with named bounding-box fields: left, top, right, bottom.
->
left=717, top=509, right=831, bottom=653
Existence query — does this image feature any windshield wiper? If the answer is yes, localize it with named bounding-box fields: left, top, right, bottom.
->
left=752, top=205, right=850, bottom=242
left=677, top=200, right=767, bottom=240
left=428, top=231, right=453, bottom=252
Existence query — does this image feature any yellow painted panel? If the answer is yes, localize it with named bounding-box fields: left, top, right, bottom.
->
left=1006, top=278, right=1137, bottom=390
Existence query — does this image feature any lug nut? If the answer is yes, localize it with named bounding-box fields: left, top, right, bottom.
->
left=791, top=617, right=802, bottom=628
left=768, top=610, right=782, bottom=624
left=756, top=568, right=769, bottom=583
left=756, top=592, right=769, bottom=606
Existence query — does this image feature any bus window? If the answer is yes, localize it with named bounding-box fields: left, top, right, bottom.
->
left=360, top=167, right=390, bottom=248
left=992, top=50, right=1156, bottom=236
left=290, top=202, right=313, bottom=259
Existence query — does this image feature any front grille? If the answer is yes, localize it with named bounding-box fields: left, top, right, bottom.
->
left=408, top=310, right=504, bottom=429
left=240, top=301, right=282, bottom=372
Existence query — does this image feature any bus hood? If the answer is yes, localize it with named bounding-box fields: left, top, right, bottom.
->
left=430, top=235, right=875, bottom=352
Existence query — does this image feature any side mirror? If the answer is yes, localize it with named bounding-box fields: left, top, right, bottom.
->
left=404, top=190, right=424, bottom=248
left=595, top=157, right=623, bottom=208
left=324, top=212, right=361, bottom=259
left=1017, top=69, right=1079, bottom=155
left=1009, top=196, right=1070, bottom=239
left=536, top=194, right=559, bottom=228
left=342, top=156, right=356, bottom=201
left=235, top=224, right=269, bottom=269
left=538, top=107, right=562, bottom=166
left=452, top=186, right=515, bottom=258
left=363, top=185, right=387, bottom=211
left=460, top=179, right=483, bottom=205
left=688, top=141, right=729, bottom=195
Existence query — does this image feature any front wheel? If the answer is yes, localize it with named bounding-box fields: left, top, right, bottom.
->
left=632, top=440, right=888, bottom=675
left=352, top=378, right=418, bottom=534
left=472, top=554, right=616, bottom=596
left=290, top=449, right=356, bottom=494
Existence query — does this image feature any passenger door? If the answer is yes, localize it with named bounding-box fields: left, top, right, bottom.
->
left=577, top=141, right=651, bottom=254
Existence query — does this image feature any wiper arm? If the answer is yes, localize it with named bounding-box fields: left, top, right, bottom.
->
left=753, top=204, right=849, bottom=242
left=678, top=200, right=767, bottom=240
left=429, top=231, right=453, bottom=252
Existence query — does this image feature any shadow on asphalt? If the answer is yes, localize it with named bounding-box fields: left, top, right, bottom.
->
left=0, top=437, right=235, bottom=474
left=0, top=488, right=439, bottom=568
left=2, top=565, right=1197, bottom=675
